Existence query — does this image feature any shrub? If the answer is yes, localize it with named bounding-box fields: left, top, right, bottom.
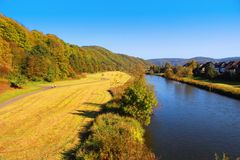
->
left=76, top=113, right=155, bottom=160
left=102, top=100, right=121, bottom=113
left=164, top=68, right=174, bottom=79
left=108, top=78, right=134, bottom=100
left=120, top=79, right=157, bottom=126
left=8, top=72, right=27, bottom=88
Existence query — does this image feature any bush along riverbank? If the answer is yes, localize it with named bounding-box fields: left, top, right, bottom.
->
left=159, top=74, right=240, bottom=100
left=64, top=76, right=158, bottom=160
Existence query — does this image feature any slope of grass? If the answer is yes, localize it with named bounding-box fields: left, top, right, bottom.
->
left=0, top=71, right=130, bottom=160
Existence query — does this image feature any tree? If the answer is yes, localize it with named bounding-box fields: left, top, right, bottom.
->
left=165, top=68, right=174, bottom=78
left=120, top=79, right=157, bottom=126
left=0, top=64, right=11, bottom=77
left=175, top=66, right=191, bottom=77
left=186, top=60, right=198, bottom=70
left=0, top=38, right=12, bottom=77
left=44, top=66, right=55, bottom=82
left=8, top=72, right=27, bottom=88
left=165, top=62, right=172, bottom=70
left=205, top=63, right=218, bottom=79
left=0, top=14, right=149, bottom=83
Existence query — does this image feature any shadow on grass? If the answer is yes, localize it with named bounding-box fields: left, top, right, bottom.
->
left=71, top=110, right=100, bottom=119
left=62, top=101, right=119, bottom=160
left=61, top=121, right=93, bottom=160
left=83, top=102, right=103, bottom=107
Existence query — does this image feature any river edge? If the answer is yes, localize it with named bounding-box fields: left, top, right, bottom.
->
left=147, top=73, right=240, bottom=100
left=145, top=75, right=240, bottom=160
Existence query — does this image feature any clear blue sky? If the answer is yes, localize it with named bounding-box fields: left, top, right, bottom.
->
left=1, top=0, right=240, bottom=59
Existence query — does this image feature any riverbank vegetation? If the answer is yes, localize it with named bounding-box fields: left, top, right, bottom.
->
left=76, top=113, right=155, bottom=160
left=120, top=78, right=157, bottom=126
left=148, top=61, right=240, bottom=99
left=65, top=76, right=157, bottom=160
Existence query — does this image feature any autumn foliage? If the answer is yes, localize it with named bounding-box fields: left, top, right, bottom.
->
left=0, top=14, right=149, bottom=84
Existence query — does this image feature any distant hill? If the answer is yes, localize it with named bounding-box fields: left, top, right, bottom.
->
left=0, top=14, right=149, bottom=81
left=148, top=57, right=240, bottom=66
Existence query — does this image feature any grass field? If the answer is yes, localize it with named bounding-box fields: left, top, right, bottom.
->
left=0, top=71, right=130, bottom=160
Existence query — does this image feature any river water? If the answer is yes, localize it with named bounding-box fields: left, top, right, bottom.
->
left=145, top=75, right=240, bottom=160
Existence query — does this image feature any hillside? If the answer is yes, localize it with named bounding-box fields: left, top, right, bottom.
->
left=0, top=14, right=148, bottom=81
left=148, top=57, right=240, bottom=66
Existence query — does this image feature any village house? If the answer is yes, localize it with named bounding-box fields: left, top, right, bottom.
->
left=198, top=62, right=214, bottom=73
left=214, top=62, right=227, bottom=73
left=196, top=61, right=240, bottom=76
left=223, top=61, right=240, bottom=75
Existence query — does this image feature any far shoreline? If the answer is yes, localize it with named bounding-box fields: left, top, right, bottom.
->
left=146, top=73, right=240, bottom=100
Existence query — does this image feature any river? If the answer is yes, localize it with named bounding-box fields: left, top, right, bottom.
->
left=145, top=75, right=240, bottom=160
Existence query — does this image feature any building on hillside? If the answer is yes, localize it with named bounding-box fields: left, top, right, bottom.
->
left=194, top=61, right=240, bottom=77
left=198, top=62, right=214, bottom=73
left=224, top=61, right=237, bottom=74
left=214, top=62, right=227, bottom=73
left=228, top=61, right=240, bottom=74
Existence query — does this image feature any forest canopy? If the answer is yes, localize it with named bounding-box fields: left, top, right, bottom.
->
left=0, top=14, right=149, bottom=83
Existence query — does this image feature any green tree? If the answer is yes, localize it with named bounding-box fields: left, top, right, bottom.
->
left=186, top=60, right=198, bottom=70
left=44, top=66, right=55, bottom=82
left=120, top=79, right=157, bottom=126
left=8, top=72, right=27, bottom=88
left=175, top=66, right=189, bottom=77
left=205, top=63, right=218, bottom=79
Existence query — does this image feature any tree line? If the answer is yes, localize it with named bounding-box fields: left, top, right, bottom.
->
left=0, top=14, right=148, bottom=87
left=148, top=61, right=240, bottom=81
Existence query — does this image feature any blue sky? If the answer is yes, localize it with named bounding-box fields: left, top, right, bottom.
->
left=1, top=0, right=240, bottom=59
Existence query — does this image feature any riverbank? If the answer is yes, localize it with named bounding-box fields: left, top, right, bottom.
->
left=150, top=74, right=240, bottom=100
left=145, top=75, right=240, bottom=160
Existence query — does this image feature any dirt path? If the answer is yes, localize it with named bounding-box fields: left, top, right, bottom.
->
left=0, top=80, right=107, bottom=109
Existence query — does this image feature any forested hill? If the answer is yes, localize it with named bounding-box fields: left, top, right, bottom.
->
left=0, top=14, right=148, bottom=81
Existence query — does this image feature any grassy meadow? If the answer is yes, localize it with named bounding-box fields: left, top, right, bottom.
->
left=0, top=71, right=130, bottom=160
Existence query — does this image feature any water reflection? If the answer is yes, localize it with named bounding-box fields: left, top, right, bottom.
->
left=145, top=75, right=240, bottom=160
